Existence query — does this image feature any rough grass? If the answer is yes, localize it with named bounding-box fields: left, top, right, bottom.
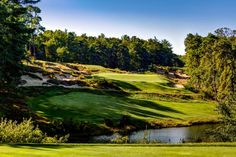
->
left=83, top=65, right=125, bottom=73
left=0, top=144, right=236, bottom=157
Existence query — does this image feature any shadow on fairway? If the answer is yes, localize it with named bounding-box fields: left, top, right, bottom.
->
left=27, top=86, right=184, bottom=123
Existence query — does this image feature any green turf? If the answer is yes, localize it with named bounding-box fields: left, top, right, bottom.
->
left=83, top=65, right=124, bottom=73
left=94, top=72, right=193, bottom=94
left=26, top=70, right=218, bottom=127
left=0, top=144, right=236, bottom=157
left=94, top=73, right=169, bottom=83
left=28, top=89, right=217, bottom=124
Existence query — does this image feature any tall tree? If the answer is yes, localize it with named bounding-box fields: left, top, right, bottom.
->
left=185, top=28, right=236, bottom=141
left=0, top=0, right=41, bottom=89
left=35, top=30, right=184, bottom=71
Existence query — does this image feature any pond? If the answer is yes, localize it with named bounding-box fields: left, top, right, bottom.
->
left=92, top=124, right=218, bottom=144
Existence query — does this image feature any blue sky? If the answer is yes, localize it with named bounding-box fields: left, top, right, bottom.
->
left=38, top=0, right=236, bottom=55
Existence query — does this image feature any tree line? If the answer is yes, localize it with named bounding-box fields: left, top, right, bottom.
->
left=32, top=30, right=184, bottom=71
left=0, top=0, right=41, bottom=89
left=185, top=27, right=236, bottom=141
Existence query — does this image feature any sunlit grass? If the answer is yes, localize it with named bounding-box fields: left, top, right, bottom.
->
left=25, top=64, right=218, bottom=127
left=94, top=73, right=169, bottom=83
left=28, top=90, right=217, bottom=125
left=94, top=72, right=193, bottom=94
left=0, top=144, right=236, bottom=157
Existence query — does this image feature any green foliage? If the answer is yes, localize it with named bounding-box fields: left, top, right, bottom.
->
left=0, top=118, right=69, bottom=144
left=111, top=134, right=129, bottom=144
left=185, top=28, right=236, bottom=100
left=34, top=31, right=184, bottom=71
left=0, top=0, right=42, bottom=89
left=210, top=95, right=236, bottom=142
left=185, top=27, right=236, bottom=141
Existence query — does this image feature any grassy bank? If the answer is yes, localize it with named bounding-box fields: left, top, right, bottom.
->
left=0, top=144, right=236, bottom=157
left=7, top=60, right=217, bottom=141
left=27, top=88, right=217, bottom=126
left=23, top=62, right=218, bottom=132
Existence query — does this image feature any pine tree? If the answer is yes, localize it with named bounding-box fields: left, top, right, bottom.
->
left=0, top=0, right=41, bottom=90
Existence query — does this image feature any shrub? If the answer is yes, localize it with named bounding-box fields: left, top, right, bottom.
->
left=111, top=134, right=129, bottom=144
left=0, top=118, right=69, bottom=144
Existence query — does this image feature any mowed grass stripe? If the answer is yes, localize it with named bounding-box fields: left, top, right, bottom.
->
left=94, top=73, right=169, bottom=83
left=0, top=145, right=236, bottom=157
left=94, top=72, right=193, bottom=94
left=28, top=91, right=217, bottom=124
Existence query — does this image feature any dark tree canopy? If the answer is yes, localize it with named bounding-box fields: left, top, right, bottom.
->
left=185, top=28, right=236, bottom=141
left=185, top=28, right=236, bottom=100
left=33, top=30, right=184, bottom=71
left=0, top=0, right=41, bottom=89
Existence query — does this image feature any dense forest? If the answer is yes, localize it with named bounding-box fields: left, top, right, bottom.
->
left=0, top=0, right=42, bottom=89
left=31, top=30, right=184, bottom=71
left=185, top=27, right=236, bottom=141
left=185, top=27, right=236, bottom=100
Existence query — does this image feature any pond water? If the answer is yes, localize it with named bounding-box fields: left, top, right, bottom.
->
left=92, top=124, right=218, bottom=144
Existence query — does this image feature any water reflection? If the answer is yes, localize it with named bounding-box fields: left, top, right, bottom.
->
left=93, top=124, right=218, bottom=143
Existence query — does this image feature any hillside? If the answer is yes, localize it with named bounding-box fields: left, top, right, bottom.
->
left=24, top=61, right=217, bottom=119
left=1, top=60, right=218, bottom=141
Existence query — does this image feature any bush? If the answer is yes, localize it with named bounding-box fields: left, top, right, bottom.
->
left=0, top=118, right=69, bottom=144
left=111, top=134, right=129, bottom=144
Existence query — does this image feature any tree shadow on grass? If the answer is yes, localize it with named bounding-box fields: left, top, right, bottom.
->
left=112, top=80, right=141, bottom=91
left=125, top=98, right=184, bottom=115
left=5, top=144, right=78, bottom=150
left=32, top=88, right=184, bottom=123
left=26, top=87, right=186, bottom=142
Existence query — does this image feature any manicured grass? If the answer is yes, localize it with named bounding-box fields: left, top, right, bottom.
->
left=28, top=89, right=217, bottom=125
left=94, top=72, right=193, bottom=94
left=0, top=144, right=236, bottom=157
left=95, top=73, right=169, bottom=83
left=26, top=69, right=218, bottom=128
